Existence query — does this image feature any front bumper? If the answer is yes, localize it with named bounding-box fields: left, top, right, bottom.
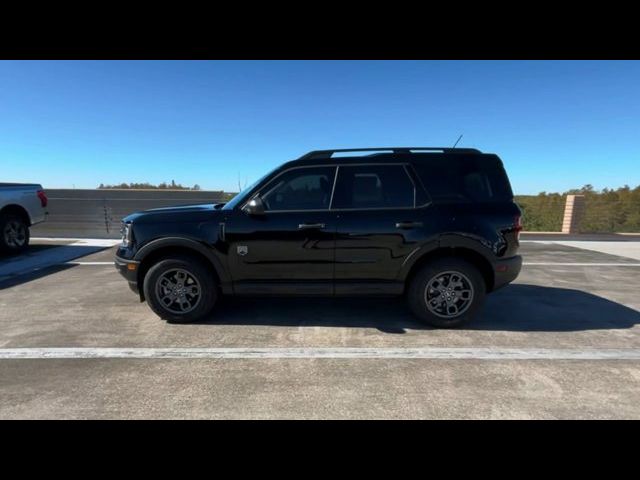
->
left=114, top=255, right=140, bottom=295
left=492, top=255, right=522, bottom=291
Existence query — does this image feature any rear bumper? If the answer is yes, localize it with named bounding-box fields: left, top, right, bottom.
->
left=114, top=255, right=140, bottom=295
left=29, top=210, right=48, bottom=226
left=492, top=255, right=522, bottom=291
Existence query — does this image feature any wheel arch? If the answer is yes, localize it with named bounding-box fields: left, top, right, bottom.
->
left=0, top=204, right=32, bottom=225
left=403, top=246, right=495, bottom=293
left=133, top=237, right=230, bottom=300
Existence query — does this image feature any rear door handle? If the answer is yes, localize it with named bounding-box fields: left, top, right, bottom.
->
left=298, top=223, right=326, bottom=230
left=395, top=221, right=423, bottom=229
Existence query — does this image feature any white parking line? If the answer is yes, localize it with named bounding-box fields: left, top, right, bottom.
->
left=553, top=241, right=640, bottom=261
left=520, top=240, right=640, bottom=262
left=66, top=261, right=113, bottom=265
left=523, top=262, right=640, bottom=266
left=1, top=347, right=640, bottom=360
left=32, top=238, right=120, bottom=246
left=1, top=242, right=116, bottom=277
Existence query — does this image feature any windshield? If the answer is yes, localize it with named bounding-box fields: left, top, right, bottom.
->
left=222, top=167, right=278, bottom=210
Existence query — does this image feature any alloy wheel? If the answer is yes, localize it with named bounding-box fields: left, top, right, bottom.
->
left=3, top=220, right=27, bottom=248
left=424, top=270, right=474, bottom=318
left=155, top=268, right=202, bottom=314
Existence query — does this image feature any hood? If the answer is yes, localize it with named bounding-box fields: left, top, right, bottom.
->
left=123, top=203, right=224, bottom=224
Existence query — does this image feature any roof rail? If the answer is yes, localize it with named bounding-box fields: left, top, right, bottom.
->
left=298, top=147, right=481, bottom=160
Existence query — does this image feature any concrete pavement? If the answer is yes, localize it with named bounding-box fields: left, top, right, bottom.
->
left=0, top=240, right=639, bottom=418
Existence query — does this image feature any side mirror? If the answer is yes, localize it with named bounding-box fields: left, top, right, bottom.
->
left=243, top=196, right=266, bottom=216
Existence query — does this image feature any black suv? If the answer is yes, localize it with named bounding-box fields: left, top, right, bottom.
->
left=115, top=147, right=522, bottom=328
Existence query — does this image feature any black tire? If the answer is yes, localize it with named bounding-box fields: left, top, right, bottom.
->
left=0, top=213, right=30, bottom=254
left=407, top=257, right=486, bottom=328
left=143, top=255, right=218, bottom=323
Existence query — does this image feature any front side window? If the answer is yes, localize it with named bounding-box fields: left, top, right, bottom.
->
left=332, top=165, right=415, bottom=209
left=260, top=166, right=336, bottom=211
left=223, top=167, right=277, bottom=211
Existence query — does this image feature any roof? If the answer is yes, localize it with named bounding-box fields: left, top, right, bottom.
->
left=298, top=147, right=482, bottom=160
left=281, top=147, right=489, bottom=168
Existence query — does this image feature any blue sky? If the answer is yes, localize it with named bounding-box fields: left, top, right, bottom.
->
left=0, top=60, right=638, bottom=194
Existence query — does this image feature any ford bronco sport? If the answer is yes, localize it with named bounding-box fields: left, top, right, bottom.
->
left=115, top=147, right=522, bottom=328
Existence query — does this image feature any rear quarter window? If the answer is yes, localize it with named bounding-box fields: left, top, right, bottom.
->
left=412, top=155, right=513, bottom=203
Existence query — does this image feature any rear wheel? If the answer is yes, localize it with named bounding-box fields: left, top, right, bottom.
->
left=143, top=255, right=217, bottom=323
left=407, top=257, right=486, bottom=328
left=0, top=213, right=30, bottom=254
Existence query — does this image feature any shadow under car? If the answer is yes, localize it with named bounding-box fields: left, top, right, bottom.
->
left=185, top=283, right=640, bottom=333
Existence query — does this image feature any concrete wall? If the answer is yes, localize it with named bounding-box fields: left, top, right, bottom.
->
left=561, top=195, right=586, bottom=234
left=31, top=189, right=228, bottom=239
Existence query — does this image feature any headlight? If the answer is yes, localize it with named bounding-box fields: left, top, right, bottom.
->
left=120, top=222, right=133, bottom=247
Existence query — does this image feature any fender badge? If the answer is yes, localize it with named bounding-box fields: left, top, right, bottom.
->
left=237, top=245, right=248, bottom=256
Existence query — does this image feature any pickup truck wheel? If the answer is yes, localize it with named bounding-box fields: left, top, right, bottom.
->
left=407, top=258, right=486, bottom=328
left=0, top=214, right=30, bottom=254
left=143, top=256, right=217, bottom=323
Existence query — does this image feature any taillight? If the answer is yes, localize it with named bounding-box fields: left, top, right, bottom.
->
left=37, top=189, right=48, bottom=208
left=514, top=214, right=522, bottom=241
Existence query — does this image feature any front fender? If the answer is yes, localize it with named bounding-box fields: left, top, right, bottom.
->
left=134, top=236, right=231, bottom=285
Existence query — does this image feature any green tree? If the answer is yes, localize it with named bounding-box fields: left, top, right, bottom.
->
left=515, top=184, right=640, bottom=233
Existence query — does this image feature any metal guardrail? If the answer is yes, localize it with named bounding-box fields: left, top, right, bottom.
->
left=27, top=189, right=640, bottom=237
left=30, top=189, right=230, bottom=238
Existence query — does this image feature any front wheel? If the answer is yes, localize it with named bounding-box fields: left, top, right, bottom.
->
left=143, top=255, right=218, bottom=323
left=407, top=258, right=486, bottom=328
left=0, top=214, right=30, bottom=254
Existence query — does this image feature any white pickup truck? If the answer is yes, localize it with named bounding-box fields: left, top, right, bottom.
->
left=0, top=183, right=48, bottom=253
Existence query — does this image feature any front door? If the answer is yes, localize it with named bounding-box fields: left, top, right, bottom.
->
left=224, top=165, right=337, bottom=295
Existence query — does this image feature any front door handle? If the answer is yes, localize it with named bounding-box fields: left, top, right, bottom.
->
left=298, top=223, right=326, bottom=230
left=395, top=221, right=423, bottom=229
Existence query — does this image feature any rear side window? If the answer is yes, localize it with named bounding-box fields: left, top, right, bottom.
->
left=332, top=165, right=415, bottom=209
left=412, top=155, right=513, bottom=203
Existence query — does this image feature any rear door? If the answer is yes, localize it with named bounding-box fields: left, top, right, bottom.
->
left=332, top=163, right=436, bottom=295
